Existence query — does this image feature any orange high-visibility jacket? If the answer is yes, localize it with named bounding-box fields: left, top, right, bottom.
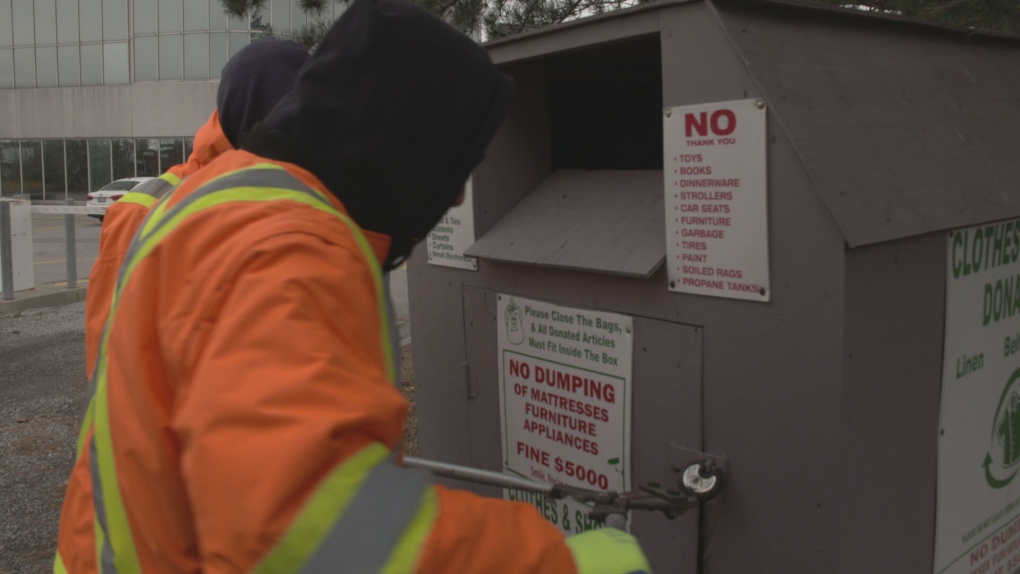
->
left=58, top=149, right=581, bottom=573
left=84, top=111, right=233, bottom=376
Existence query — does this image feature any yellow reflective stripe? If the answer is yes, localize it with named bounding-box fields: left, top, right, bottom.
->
left=116, top=193, right=158, bottom=209
left=159, top=172, right=181, bottom=186
left=54, top=551, right=68, bottom=574
left=137, top=163, right=290, bottom=240
left=252, top=443, right=390, bottom=573
left=379, top=488, right=440, bottom=574
left=337, top=210, right=394, bottom=382
left=138, top=195, right=171, bottom=239
left=93, top=352, right=141, bottom=573
left=75, top=403, right=92, bottom=456
left=565, top=528, right=652, bottom=574
left=121, top=187, right=339, bottom=296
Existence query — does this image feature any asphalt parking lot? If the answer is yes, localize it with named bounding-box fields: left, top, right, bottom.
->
left=28, top=213, right=101, bottom=288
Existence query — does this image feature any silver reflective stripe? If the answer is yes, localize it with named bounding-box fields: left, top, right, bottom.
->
left=89, top=436, right=118, bottom=574
left=142, top=167, right=321, bottom=244
left=130, top=178, right=174, bottom=200
left=299, top=458, right=431, bottom=574
left=117, top=167, right=323, bottom=296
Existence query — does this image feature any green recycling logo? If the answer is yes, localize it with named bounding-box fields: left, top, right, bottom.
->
left=505, top=298, right=525, bottom=345
left=985, top=367, right=1020, bottom=489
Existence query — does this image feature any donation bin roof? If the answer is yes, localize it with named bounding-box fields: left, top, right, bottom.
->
left=479, top=0, right=1020, bottom=251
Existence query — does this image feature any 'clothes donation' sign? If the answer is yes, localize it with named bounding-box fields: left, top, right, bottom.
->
left=935, top=219, right=1020, bottom=574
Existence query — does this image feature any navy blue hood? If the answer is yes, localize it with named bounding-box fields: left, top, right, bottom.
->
left=216, top=38, right=309, bottom=148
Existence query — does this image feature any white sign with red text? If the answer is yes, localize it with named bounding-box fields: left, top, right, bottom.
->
left=497, top=294, right=633, bottom=534
left=427, top=178, right=477, bottom=270
left=664, top=98, right=770, bottom=302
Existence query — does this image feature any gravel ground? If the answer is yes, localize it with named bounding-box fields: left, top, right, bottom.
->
left=399, top=342, right=418, bottom=457
left=0, top=301, right=418, bottom=574
left=0, top=302, right=87, bottom=574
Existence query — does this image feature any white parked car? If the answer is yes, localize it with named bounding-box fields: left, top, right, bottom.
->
left=86, top=177, right=156, bottom=222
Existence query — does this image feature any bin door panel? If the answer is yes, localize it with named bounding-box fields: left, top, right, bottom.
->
left=461, top=285, right=503, bottom=498
left=463, top=285, right=703, bottom=573
left=630, top=315, right=702, bottom=574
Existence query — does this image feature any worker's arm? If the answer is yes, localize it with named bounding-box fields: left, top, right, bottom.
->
left=175, top=230, right=414, bottom=572
left=174, top=229, right=647, bottom=573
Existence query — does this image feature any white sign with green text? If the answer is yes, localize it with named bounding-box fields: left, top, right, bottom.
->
left=497, top=294, right=633, bottom=535
left=936, top=219, right=1020, bottom=574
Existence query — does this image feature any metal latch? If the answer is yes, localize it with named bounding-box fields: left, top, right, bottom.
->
left=404, top=454, right=725, bottom=530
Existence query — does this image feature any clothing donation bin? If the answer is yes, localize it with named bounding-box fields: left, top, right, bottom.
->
left=406, top=0, right=1020, bottom=571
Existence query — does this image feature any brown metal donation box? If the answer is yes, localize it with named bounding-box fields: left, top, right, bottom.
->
left=406, top=0, right=1020, bottom=572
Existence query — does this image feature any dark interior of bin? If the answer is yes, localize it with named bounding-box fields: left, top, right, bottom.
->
left=545, top=35, right=663, bottom=170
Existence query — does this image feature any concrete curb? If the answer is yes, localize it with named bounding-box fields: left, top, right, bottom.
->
left=0, top=285, right=87, bottom=314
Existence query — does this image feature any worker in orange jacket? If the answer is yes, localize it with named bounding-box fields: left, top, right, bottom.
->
left=57, top=0, right=651, bottom=572
left=83, top=38, right=308, bottom=376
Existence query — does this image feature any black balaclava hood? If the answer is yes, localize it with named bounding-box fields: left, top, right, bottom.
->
left=216, top=38, right=310, bottom=148
left=242, top=0, right=514, bottom=270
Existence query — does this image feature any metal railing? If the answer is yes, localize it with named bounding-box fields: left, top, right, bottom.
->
left=0, top=201, right=13, bottom=301
left=0, top=200, right=104, bottom=301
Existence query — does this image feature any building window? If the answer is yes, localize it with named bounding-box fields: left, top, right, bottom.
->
left=111, top=138, right=134, bottom=180
left=36, top=46, right=57, bottom=87
left=56, top=0, right=79, bottom=43
left=158, top=34, right=183, bottom=80
left=184, top=32, right=208, bottom=79
left=0, top=49, right=14, bottom=88
left=184, top=0, right=208, bottom=31
left=134, top=36, right=157, bottom=81
left=13, top=46, right=33, bottom=87
left=12, top=0, right=33, bottom=46
left=88, top=139, right=110, bottom=191
left=160, top=138, right=183, bottom=168
left=21, top=139, right=41, bottom=199
left=34, top=0, right=56, bottom=45
left=43, top=139, right=66, bottom=199
left=65, top=139, right=88, bottom=199
left=103, top=41, right=128, bottom=84
left=0, top=0, right=12, bottom=48
left=160, top=0, right=184, bottom=33
left=0, top=0, right=313, bottom=86
left=80, top=43, right=102, bottom=86
left=0, top=140, right=20, bottom=196
left=209, top=31, right=226, bottom=79
left=135, top=0, right=157, bottom=35
left=103, top=0, right=128, bottom=40
left=0, top=138, right=195, bottom=197
left=79, top=0, right=102, bottom=43
left=57, top=44, right=78, bottom=86
left=135, top=138, right=159, bottom=177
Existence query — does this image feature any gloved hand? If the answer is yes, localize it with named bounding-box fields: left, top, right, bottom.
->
left=565, top=527, right=651, bottom=574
